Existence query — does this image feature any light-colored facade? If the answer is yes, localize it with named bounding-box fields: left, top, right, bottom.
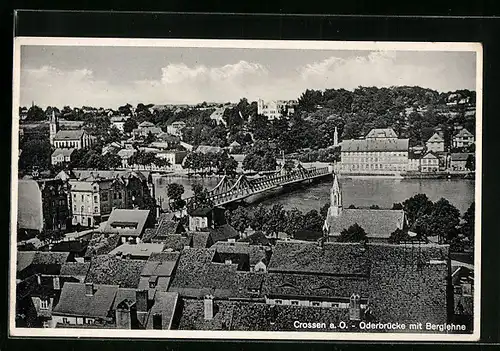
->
left=50, top=111, right=95, bottom=149
left=339, top=128, right=409, bottom=173
left=110, top=116, right=130, bottom=132
left=69, top=177, right=126, bottom=227
left=257, top=99, right=297, bottom=120
left=166, top=121, right=186, bottom=137
left=209, top=108, right=227, bottom=126
left=51, top=148, right=75, bottom=166
left=452, top=128, right=474, bottom=148
left=420, top=152, right=439, bottom=172
left=426, top=133, right=445, bottom=153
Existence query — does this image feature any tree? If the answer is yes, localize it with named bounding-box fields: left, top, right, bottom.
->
left=145, top=131, right=156, bottom=144
left=369, top=204, right=380, bottom=209
left=461, top=202, right=475, bottom=244
left=302, top=210, right=324, bottom=233
left=167, top=183, right=186, bottom=211
left=123, top=118, right=138, bottom=134
left=426, top=198, right=461, bottom=244
left=19, top=137, right=52, bottom=172
left=227, top=206, right=251, bottom=233
left=388, top=228, right=411, bottom=244
left=284, top=208, right=305, bottom=237
left=337, top=223, right=368, bottom=243
left=26, top=105, right=45, bottom=121
left=465, top=154, right=475, bottom=171
left=263, top=204, right=286, bottom=237
left=250, top=205, right=268, bottom=231
left=402, top=193, right=434, bottom=226
left=320, top=203, right=330, bottom=220
left=392, top=203, right=403, bottom=210
left=190, top=182, right=213, bottom=209
left=243, top=141, right=277, bottom=172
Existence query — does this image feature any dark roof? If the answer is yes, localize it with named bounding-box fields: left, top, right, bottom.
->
left=112, top=287, right=137, bottom=310
left=52, top=282, right=118, bottom=318
left=268, top=241, right=370, bottom=276
left=188, top=206, right=213, bottom=217
left=451, top=153, right=471, bottom=161
left=454, top=128, right=473, bottom=138
left=189, top=232, right=212, bottom=248
left=85, top=255, right=147, bottom=288
left=84, top=233, right=121, bottom=258
left=177, top=299, right=234, bottom=331
left=213, top=242, right=270, bottom=266
left=158, top=234, right=190, bottom=251
left=168, top=248, right=265, bottom=299
left=365, top=128, right=398, bottom=138
left=262, top=273, right=369, bottom=299
left=50, top=240, right=89, bottom=254
left=426, top=133, right=444, bottom=143
left=341, top=138, right=409, bottom=152
left=60, top=262, right=91, bottom=277
left=52, top=148, right=75, bottom=157
left=325, top=209, right=405, bottom=238
left=209, top=224, right=240, bottom=243
left=238, top=231, right=270, bottom=246
left=53, top=130, right=85, bottom=140
left=17, top=251, right=70, bottom=273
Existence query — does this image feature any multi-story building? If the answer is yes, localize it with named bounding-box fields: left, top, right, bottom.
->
left=426, top=132, right=445, bottom=153
left=166, top=121, right=186, bottom=137
left=132, top=121, right=163, bottom=138
left=452, top=128, right=474, bottom=149
left=420, top=151, right=440, bottom=172
left=50, top=111, right=95, bottom=149
left=339, top=128, right=409, bottom=174
left=17, top=178, right=70, bottom=236
left=68, top=170, right=155, bottom=228
left=257, top=99, right=297, bottom=120
left=69, top=175, right=126, bottom=227
left=110, top=116, right=130, bottom=133
left=51, top=148, right=75, bottom=166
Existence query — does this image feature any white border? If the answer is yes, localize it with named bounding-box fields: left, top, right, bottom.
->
left=10, top=37, right=482, bottom=342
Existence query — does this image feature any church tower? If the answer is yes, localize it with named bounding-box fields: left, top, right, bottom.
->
left=49, top=110, right=59, bottom=146
left=329, top=173, right=342, bottom=217
left=333, top=126, right=339, bottom=147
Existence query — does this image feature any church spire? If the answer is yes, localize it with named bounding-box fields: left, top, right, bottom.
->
left=329, top=173, right=342, bottom=217
left=333, top=126, right=339, bottom=147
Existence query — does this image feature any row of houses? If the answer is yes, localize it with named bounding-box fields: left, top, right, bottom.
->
left=339, top=128, right=475, bottom=174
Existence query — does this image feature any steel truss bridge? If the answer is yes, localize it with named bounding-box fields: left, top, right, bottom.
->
left=185, top=165, right=332, bottom=207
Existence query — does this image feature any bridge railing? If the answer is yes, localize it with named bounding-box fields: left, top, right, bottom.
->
left=186, top=166, right=331, bottom=206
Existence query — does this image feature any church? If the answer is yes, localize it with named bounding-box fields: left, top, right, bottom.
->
left=322, top=174, right=407, bottom=242
left=49, top=111, right=95, bottom=150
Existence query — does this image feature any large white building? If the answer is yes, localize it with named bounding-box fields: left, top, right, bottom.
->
left=339, top=128, right=409, bottom=174
left=257, top=99, right=297, bottom=120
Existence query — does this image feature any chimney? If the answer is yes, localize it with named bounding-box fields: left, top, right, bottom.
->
left=349, top=293, right=361, bottom=321
left=53, top=276, right=61, bottom=290
left=204, top=294, right=214, bottom=320
left=85, top=282, right=94, bottom=296
left=136, top=289, right=148, bottom=312
left=36, top=274, right=41, bottom=285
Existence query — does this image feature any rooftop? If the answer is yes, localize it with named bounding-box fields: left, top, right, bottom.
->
left=341, top=138, right=409, bottom=152
left=325, top=208, right=406, bottom=238
left=85, top=255, right=147, bottom=288
left=108, top=243, right=166, bottom=258
left=53, top=130, right=85, bottom=140
left=17, top=180, right=43, bottom=231
left=17, top=251, right=70, bottom=273
left=103, top=209, right=150, bottom=237
left=52, top=148, right=75, bottom=157
left=60, top=262, right=91, bottom=278
left=52, top=282, right=118, bottom=318
left=195, top=145, right=222, bottom=154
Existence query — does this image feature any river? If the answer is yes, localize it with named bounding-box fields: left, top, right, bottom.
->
left=152, top=175, right=475, bottom=214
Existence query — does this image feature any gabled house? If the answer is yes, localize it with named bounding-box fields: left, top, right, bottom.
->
left=426, top=133, right=445, bottom=153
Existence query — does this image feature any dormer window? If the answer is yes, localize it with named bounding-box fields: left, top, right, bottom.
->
left=40, top=298, right=49, bottom=310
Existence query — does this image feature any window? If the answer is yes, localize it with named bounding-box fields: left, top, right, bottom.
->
left=94, top=207, right=99, bottom=213
left=118, top=192, right=122, bottom=199
left=62, top=317, right=69, bottom=324
left=81, top=195, right=84, bottom=202
left=73, top=205, right=76, bottom=212
left=80, top=206, right=84, bottom=213
left=40, top=298, right=49, bottom=310
left=312, top=301, right=321, bottom=307
left=275, top=300, right=282, bottom=305
left=101, top=192, right=108, bottom=202
left=73, top=194, right=76, bottom=199
left=291, top=300, right=299, bottom=306
left=113, top=193, right=117, bottom=200
left=94, top=195, right=98, bottom=203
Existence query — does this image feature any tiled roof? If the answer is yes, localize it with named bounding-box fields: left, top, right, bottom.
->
left=177, top=299, right=235, bottom=330
left=168, top=248, right=265, bottom=298
left=103, top=209, right=150, bottom=237
left=422, top=151, right=439, bottom=159
left=84, top=233, right=121, bottom=258
left=156, top=234, right=191, bottom=251
left=365, top=128, right=398, bottom=139
left=52, top=148, right=75, bottom=157
left=451, top=153, right=471, bottom=161
left=325, top=209, right=405, bottom=238
left=267, top=241, right=370, bottom=276
left=60, top=262, right=91, bottom=278
left=54, top=130, right=85, bottom=140
left=112, top=287, right=136, bottom=310
left=454, top=128, right=473, bottom=138
left=213, top=242, right=270, bottom=266
left=52, top=282, right=118, bottom=318
left=17, top=180, right=43, bottom=231
left=195, top=145, right=222, bottom=154
left=341, top=138, right=409, bottom=152
left=145, top=291, right=179, bottom=330
left=188, top=206, right=213, bottom=217
left=189, top=232, right=213, bottom=248
left=138, top=121, right=155, bottom=128
left=108, top=243, right=165, bottom=258
left=209, top=224, right=240, bottom=243
left=426, top=133, right=444, bottom=143
left=238, top=231, right=271, bottom=246
left=262, top=273, right=369, bottom=299
left=85, top=255, right=147, bottom=288
left=17, top=251, right=70, bottom=273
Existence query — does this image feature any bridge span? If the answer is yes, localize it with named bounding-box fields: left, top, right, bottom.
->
left=185, top=165, right=332, bottom=208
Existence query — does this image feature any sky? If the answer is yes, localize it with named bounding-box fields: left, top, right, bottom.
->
left=18, top=45, right=477, bottom=109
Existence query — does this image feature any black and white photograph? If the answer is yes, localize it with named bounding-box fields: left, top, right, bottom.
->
left=10, top=38, right=481, bottom=341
